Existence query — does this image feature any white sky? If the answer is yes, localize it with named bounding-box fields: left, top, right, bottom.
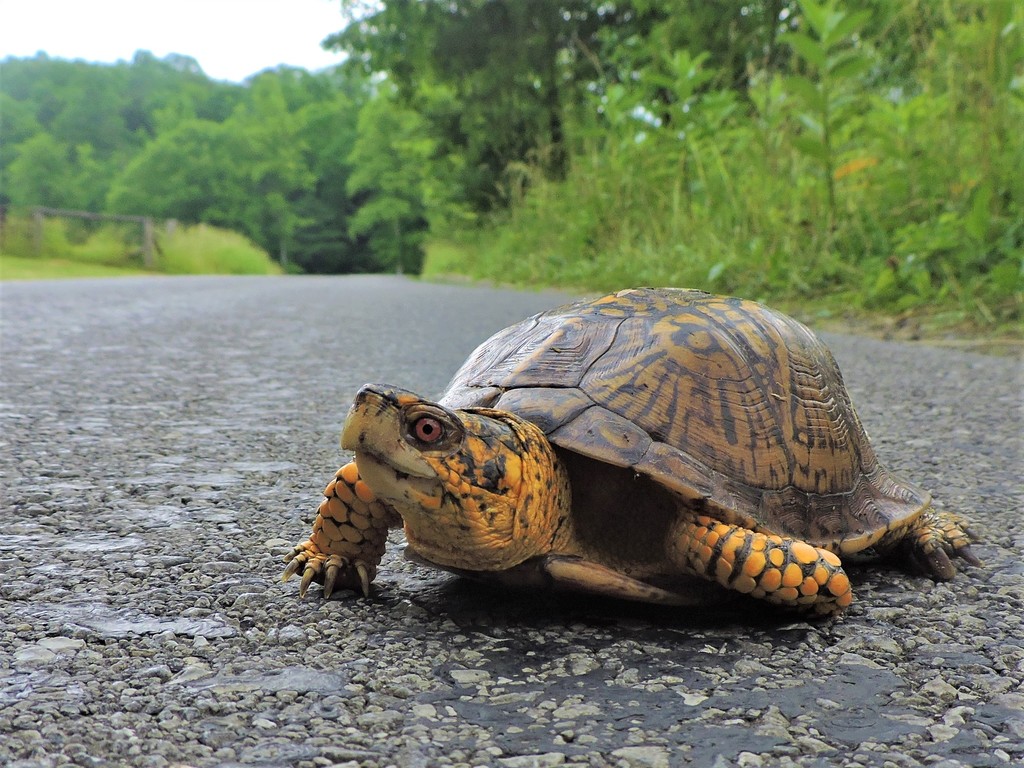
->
left=0, top=0, right=349, bottom=83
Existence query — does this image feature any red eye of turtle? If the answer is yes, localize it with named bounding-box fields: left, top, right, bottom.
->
left=411, top=415, right=445, bottom=444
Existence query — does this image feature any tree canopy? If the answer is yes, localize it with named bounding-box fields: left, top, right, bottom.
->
left=1, top=53, right=374, bottom=272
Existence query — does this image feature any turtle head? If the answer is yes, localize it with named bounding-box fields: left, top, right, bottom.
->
left=341, top=384, right=572, bottom=571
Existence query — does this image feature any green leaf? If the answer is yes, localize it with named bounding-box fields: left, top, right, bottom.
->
left=785, top=75, right=826, bottom=112
left=794, top=135, right=829, bottom=163
left=828, top=91, right=859, bottom=115
left=910, top=266, right=932, bottom=297
left=871, top=265, right=897, bottom=298
left=988, top=259, right=1024, bottom=293
left=964, top=182, right=993, bottom=243
left=780, top=32, right=827, bottom=70
left=796, top=112, right=825, bottom=138
left=827, top=50, right=873, bottom=80
left=798, top=0, right=831, bottom=41
left=824, top=10, right=871, bottom=48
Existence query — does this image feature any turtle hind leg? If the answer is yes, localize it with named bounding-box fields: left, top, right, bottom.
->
left=668, top=515, right=854, bottom=615
left=883, top=508, right=980, bottom=581
left=283, top=461, right=401, bottom=598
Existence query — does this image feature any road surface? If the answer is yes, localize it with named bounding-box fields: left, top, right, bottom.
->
left=1, top=275, right=1021, bottom=768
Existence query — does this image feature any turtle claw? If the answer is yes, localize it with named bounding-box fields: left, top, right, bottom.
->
left=956, top=544, right=982, bottom=568
left=356, top=562, right=371, bottom=598
left=322, top=558, right=372, bottom=598
left=299, top=565, right=317, bottom=597
left=921, top=545, right=956, bottom=581
left=324, top=561, right=339, bottom=599
left=281, top=555, right=303, bottom=583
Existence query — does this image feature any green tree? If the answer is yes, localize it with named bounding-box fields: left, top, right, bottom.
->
left=106, top=120, right=252, bottom=226
left=225, top=72, right=314, bottom=264
left=290, top=87, right=377, bottom=273
left=334, top=0, right=613, bottom=212
left=4, top=134, right=75, bottom=208
left=346, top=93, right=433, bottom=272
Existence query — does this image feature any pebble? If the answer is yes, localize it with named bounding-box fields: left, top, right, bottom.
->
left=37, top=636, right=86, bottom=653
left=921, top=677, right=960, bottom=704
left=449, top=668, right=490, bottom=684
left=13, top=645, right=56, bottom=665
left=278, top=625, right=307, bottom=644
left=497, top=755, right=566, bottom=768
left=610, top=746, right=671, bottom=768
left=552, top=702, right=602, bottom=719
left=927, top=723, right=959, bottom=742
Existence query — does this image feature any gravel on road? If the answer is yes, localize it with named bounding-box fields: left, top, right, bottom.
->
left=1, top=275, right=1021, bottom=768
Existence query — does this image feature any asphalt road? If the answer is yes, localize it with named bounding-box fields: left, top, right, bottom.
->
left=1, top=275, right=1021, bottom=768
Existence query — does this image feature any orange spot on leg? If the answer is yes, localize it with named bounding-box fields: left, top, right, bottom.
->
left=799, top=576, right=819, bottom=596
left=781, top=562, right=803, bottom=588
left=354, top=480, right=376, bottom=503
left=333, top=481, right=354, bottom=503
left=827, top=572, right=851, bottom=598
left=715, top=558, right=734, bottom=583
left=341, top=462, right=360, bottom=485
left=790, top=541, right=818, bottom=565
left=819, top=549, right=841, bottom=568
left=759, top=568, right=782, bottom=591
left=775, top=586, right=799, bottom=603
left=733, top=574, right=757, bottom=594
left=742, top=552, right=767, bottom=578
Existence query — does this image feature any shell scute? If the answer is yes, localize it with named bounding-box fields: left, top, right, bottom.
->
left=454, top=312, right=620, bottom=391
left=547, top=405, right=653, bottom=468
left=491, top=387, right=593, bottom=435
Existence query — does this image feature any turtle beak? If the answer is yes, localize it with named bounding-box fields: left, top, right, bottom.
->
left=341, top=385, right=437, bottom=479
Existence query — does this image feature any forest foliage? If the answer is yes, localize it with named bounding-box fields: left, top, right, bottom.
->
left=1, top=0, right=1021, bottom=325
left=1, top=50, right=374, bottom=273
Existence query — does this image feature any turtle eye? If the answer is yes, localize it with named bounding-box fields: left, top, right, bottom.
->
left=410, top=415, right=445, bottom=444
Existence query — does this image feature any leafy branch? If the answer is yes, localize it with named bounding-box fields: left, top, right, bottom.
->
left=781, top=0, right=872, bottom=231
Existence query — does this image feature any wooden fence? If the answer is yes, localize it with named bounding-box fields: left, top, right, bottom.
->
left=30, top=206, right=156, bottom=268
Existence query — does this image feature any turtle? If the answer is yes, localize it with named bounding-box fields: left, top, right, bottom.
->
left=283, top=288, right=978, bottom=614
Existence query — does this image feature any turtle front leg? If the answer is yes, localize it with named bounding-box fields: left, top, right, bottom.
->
left=283, top=462, right=401, bottom=598
left=669, top=515, right=853, bottom=615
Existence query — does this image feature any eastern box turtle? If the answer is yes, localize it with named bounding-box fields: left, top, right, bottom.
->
left=284, top=288, right=977, bottom=614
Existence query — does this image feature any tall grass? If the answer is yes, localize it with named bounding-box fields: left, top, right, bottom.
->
left=158, top=224, right=281, bottom=275
left=424, top=0, right=1023, bottom=328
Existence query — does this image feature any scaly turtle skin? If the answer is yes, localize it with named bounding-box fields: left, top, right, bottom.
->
left=284, top=288, right=978, bottom=614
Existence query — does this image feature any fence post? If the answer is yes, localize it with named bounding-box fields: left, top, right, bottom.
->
left=142, top=217, right=155, bottom=268
left=33, top=207, right=44, bottom=256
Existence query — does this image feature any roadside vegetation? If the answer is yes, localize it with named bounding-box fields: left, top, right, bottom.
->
left=0, top=216, right=279, bottom=279
left=409, top=0, right=1022, bottom=331
left=1, top=1, right=1020, bottom=333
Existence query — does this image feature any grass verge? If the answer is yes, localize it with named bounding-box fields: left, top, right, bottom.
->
left=0, top=255, right=149, bottom=280
left=423, top=239, right=1023, bottom=355
left=1, top=217, right=281, bottom=279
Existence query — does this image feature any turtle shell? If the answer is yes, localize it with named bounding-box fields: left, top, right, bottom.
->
left=440, top=288, right=929, bottom=553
